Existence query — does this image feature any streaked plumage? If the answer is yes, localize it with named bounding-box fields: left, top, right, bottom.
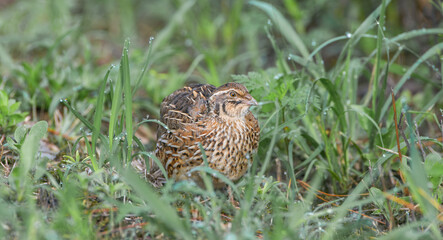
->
left=155, top=82, right=260, bottom=188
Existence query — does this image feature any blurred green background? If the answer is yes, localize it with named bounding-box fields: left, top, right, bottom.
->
left=1, top=1, right=443, bottom=238
left=1, top=0, right=441, bottom=116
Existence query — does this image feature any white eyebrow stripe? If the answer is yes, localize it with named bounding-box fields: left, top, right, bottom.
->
left=210, top=89, right=241, bottom=97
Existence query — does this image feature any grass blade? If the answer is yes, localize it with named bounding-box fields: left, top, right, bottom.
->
left=61, top=99, right=93, bottom=130
left=108, top=55, right=124, bottom=150
left=390, top=28, right=443, bottom=43
left=259, top=100, right=279, bottom=176
left=132, top=37, right=154, bottom=96
left=120, top=167, right=192, bottom=240
left=334, top=0, right=391, bottom=75
left=318, top=78, right=346, bottom=131
left=380, top=42, right=443, bottom=120
left=372, top=0, right=387, bottom=118
left=250, top=0, right=309, bottom=59
left=121, top=40, right=133, bottom=164
left=91, top=66, right=113, bottom=170
left=14, top=121, right=48, bottom=201
left=150, top=0, right=196, bottom=53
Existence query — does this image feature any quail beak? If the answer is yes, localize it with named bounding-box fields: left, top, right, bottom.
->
left=245, top=95, right=258, bottom=106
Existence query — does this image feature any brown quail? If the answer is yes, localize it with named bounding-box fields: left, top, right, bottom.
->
left=155, top=82, right=260, bottom=188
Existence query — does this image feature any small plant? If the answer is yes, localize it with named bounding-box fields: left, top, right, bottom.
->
left=0, top=90, right=28, bottom=133
left=5, top=125, right=27, bottom=153
left=424, top=152, right=443, bottom=202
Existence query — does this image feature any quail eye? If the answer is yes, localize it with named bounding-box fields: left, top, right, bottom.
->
left=229, top=91, right=237, bottom=97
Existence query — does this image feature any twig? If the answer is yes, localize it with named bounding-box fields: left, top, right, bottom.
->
left=387, top=169, right=396, bottom=188
left=399, top=113, right=410, bottom=151
left=391, top=89, right=402, bottom=164
left=383, top=192, right=418, bottom=212
left=379, top=164, right=395, bottom=229
left=297, top=179, right=385, bottom=225
left=391, top=90, right=407, bottom=191
left=414, top=121, right=426, bottom=160
left=297, top=179, right=368, bottom=197
left=0, top=134, right=4, bottom=160
left=47, top=128, right=76, bottom=141
left=0, top=135, right=12, bottom=177
left=275, top=158, right=281, bottom=182
left=97, top=222, right=149, bottom=237
left=377, top=146, right=410, bottom=159
left=440, top=119, right=443, bottom=146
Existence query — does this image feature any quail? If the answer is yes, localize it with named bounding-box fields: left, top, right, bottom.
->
left=155, top=82, right=260, bottom=188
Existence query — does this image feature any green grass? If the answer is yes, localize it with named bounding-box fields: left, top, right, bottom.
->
left=1, top=0, right=443, bottom=239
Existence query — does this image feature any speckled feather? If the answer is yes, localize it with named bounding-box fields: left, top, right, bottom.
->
left=155, top=82, right=260, bottom=188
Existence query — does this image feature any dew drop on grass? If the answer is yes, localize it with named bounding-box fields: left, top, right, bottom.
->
left=185, top=38, right=192, bottom=46
left=427, top=182, right=433, bottom=188
left=149, top=36, right=154, bottom=44
left=382, top=154, right=386, bottom=158
left=401, top=97, right=407, bottom=104
left=305, top=212, right=314, bottom=217
left=311, top=40, right=316, bottom=46
left=274, top=73, right=283, bottom=80
left=345, top=32, right=352, bottom=38
left=267, top=19, right=272, bottom=26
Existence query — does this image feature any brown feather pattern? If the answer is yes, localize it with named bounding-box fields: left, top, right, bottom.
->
left=155, top=82, right=260, bottom=188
